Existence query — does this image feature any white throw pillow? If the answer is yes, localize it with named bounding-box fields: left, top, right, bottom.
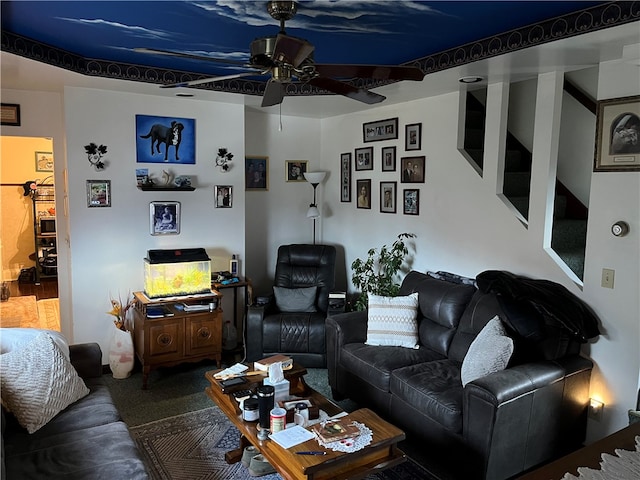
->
left=461, top=315, right=514, bottom=386
left=0, top=327, right=70, bottom=359
left=0, top=332, right=89, bottom=433
left=366, top=293, right=420, bottom=349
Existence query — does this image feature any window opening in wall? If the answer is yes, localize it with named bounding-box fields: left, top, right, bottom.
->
left=459, top=86, right=487, bottom=175
left=501, top=78, right=536, bottom=222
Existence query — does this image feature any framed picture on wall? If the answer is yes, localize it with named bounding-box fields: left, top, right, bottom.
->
left=1, top=103, right=20, bottom=126
left=382, top=146, right=396, bottom=172
left=149, top=201, right=180, bottom=235
left=363, top=117, right=398, bottom=143
left=405, top=123, right=422, bottom=151
left=400, top=156, right=425, bottom=183
left=285, top=160, right=308, bottom=182
left=594, top=95, right=640, bottom=171
left=340, top=152, right=351, bottom=202
left=356, top=179, right=371, bottom=209
left=86, top=180, right=111, bottom=208
left=380, top=181, right=397, bottom=213
left=135, top=114, right=195, bottom=164
left=245, top=156, right=269, bottom=190
left=35, top=151, right=54, bottom=172
left=403, top=189, right=419, bottom=215
left=214, top=185, right=232, bottom=208
left=355, top=146, right=373, bottom=171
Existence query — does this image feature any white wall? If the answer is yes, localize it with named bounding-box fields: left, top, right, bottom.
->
left=63, top=87, right=246, bottom=357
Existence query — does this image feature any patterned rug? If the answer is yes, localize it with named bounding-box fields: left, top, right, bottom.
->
left=129, top=407, right=436, bottom=480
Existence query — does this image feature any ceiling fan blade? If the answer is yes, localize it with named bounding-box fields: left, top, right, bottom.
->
left=160, top=71, right=264, bottom=89
left=134, top=47, right=251, bottom=67
left=272, top=33, right=314, bottom=68
left=309, top=77, right=386, bottom=105
left=313, top=64, right=425, bottom=82
left=262, top=79, right=285, bottom=107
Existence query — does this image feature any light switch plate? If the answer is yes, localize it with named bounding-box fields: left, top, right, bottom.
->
left=601, top=268, right=615, bottom=289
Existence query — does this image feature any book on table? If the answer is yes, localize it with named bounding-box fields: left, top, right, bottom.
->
left=253, top=354, right=293, bottom=372
left=146, top=306, right=174, bottom=318
left=311, top=417, right=360, bottom=443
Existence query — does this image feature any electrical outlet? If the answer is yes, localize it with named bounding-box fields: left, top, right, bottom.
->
left=601, top=268, right=615, bottom=289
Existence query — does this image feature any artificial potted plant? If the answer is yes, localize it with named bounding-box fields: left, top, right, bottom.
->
left=350, top=233, right=416, bottom=311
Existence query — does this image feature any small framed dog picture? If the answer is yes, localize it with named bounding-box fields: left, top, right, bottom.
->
left=136, top=114, right=196, bottom=164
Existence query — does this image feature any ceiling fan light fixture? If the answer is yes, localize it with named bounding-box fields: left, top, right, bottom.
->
left=458, top=76, right=484, bottom=84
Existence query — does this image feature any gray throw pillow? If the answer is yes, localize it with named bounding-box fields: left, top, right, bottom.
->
left=273, top=286, right=318, bottom=313
left=461, top=315, right=514, bottom=386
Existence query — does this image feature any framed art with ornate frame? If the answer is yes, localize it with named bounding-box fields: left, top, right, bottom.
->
left=340, top=152, right=351, bottom=202
left=403, top=189, right=419, bottom=215
left=382, top=146, right=396, bottom=172
left=150, top=201, right=180, bottom=235
left=380, top=181, right=397, bottom=213
left=86, top=180, right=111, bottom=208
left=594, top=95, right=640, bottom=172
left=355, top=146, right=373, bottom=171
left=356, top=179, right=371, bottom=209
left=363, top=117, right=398, bottom=143
left=405, top=123, right=422, bottom=151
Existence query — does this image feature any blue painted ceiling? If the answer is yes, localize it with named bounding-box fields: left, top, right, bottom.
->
left=1, top=1, right=613, bottom=94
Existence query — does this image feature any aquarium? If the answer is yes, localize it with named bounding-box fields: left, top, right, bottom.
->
left=144, top=248, right=211, bottom=299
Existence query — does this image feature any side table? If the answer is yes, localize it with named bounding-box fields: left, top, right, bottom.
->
left=212, top=278, right=249, bottom=348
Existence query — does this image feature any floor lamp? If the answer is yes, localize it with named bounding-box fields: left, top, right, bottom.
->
left=303, top=171, right=326, bottom=244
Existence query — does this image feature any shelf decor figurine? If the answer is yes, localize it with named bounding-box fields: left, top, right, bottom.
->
left=107, top=294, right=135, bottom=379
left=215, top=147, right=234, bottom=172
left=84, top=143, right=108, bottom=171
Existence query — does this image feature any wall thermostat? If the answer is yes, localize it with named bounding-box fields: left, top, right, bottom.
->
left=611, top=221, right=629, bottom=237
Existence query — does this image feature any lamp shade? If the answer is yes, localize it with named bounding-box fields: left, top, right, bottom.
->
left=306, top=205, right=320, bottom=218
left=303, top=171, right=327, bottom=184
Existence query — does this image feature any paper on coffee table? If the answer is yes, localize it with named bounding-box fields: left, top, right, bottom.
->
left=269, top=425, right=315, bottom=449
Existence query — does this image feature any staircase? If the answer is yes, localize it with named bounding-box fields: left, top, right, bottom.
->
left=463, top=91, right=587, bottom=279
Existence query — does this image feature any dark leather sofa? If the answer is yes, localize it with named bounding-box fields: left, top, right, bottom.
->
left=327, top=270, right=598, bottom=480
left=1, top=343, right=148, bottom=479
left=246, top=244, right=336, bottom=368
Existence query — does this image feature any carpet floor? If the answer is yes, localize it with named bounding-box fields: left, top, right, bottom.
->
left=130, top=406, right=437, bottom=480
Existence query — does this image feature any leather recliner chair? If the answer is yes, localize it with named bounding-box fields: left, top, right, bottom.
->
left=245, top=244, right=336, bottom=368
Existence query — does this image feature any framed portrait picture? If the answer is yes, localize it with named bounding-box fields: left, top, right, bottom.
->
left=356, top=179, right=371, bottom=209
left=403, top=189, right=420, bottom=215
left=1, top=103, right=20, bottom=126
left=285, top=160, right=308, bottom=182
left=380, top=181, right=397, bottom=214
left=400, top=156, right=426, bottom=183
left=150, top=201, right=180, bottom=235
left=86, top=180, right=111, bottom=207
left=135, top=114, right=195, bottom=164
left=214, top=185, right=232, bottom=208
left=355, top=146, right=373, bottom=171
left=405, top=123, right=422, bottom=151
left=245, top=156, right=269, bottom=190
left=594, top=95, right=640, bottom=171
left=340, top=152, right=351, bottom=202
left=363, top=118, right=398, bottom=143
left=382, top=146, right=396, bottom=172
left=35, top=151, right=54, bottom=172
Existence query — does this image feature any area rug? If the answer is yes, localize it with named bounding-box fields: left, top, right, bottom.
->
left=129, top=406, right=436, bottom=480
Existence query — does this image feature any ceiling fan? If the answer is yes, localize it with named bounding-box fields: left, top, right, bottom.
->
left=136, top=0, right=425, bottom=107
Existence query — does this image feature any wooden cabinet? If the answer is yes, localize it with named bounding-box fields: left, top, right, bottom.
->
left=132, top=291, right=222, bottom=389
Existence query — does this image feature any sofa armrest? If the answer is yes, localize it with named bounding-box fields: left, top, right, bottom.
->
left=69, top=343, right=103, bottom=379
left=326, top=311, right=368, bottom=390
left=463, top=355, right=593, bottom=479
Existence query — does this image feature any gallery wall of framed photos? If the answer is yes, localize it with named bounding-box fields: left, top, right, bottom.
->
left=344, top=116, right=425, bottom=216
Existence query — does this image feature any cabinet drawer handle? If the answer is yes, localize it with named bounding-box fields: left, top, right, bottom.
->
left=197, top=327, right=211, bottom=339
left=157, top=333, right=173, bottom=346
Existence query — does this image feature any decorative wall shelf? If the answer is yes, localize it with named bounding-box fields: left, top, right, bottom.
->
left=137, top=186, right=195, bottom=192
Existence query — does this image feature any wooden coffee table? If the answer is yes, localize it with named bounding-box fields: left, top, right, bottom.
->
left=205, top=365, right=406, bottom=480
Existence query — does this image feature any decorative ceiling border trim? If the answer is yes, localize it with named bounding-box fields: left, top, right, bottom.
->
left=1, top=2, right=637, bottom=98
